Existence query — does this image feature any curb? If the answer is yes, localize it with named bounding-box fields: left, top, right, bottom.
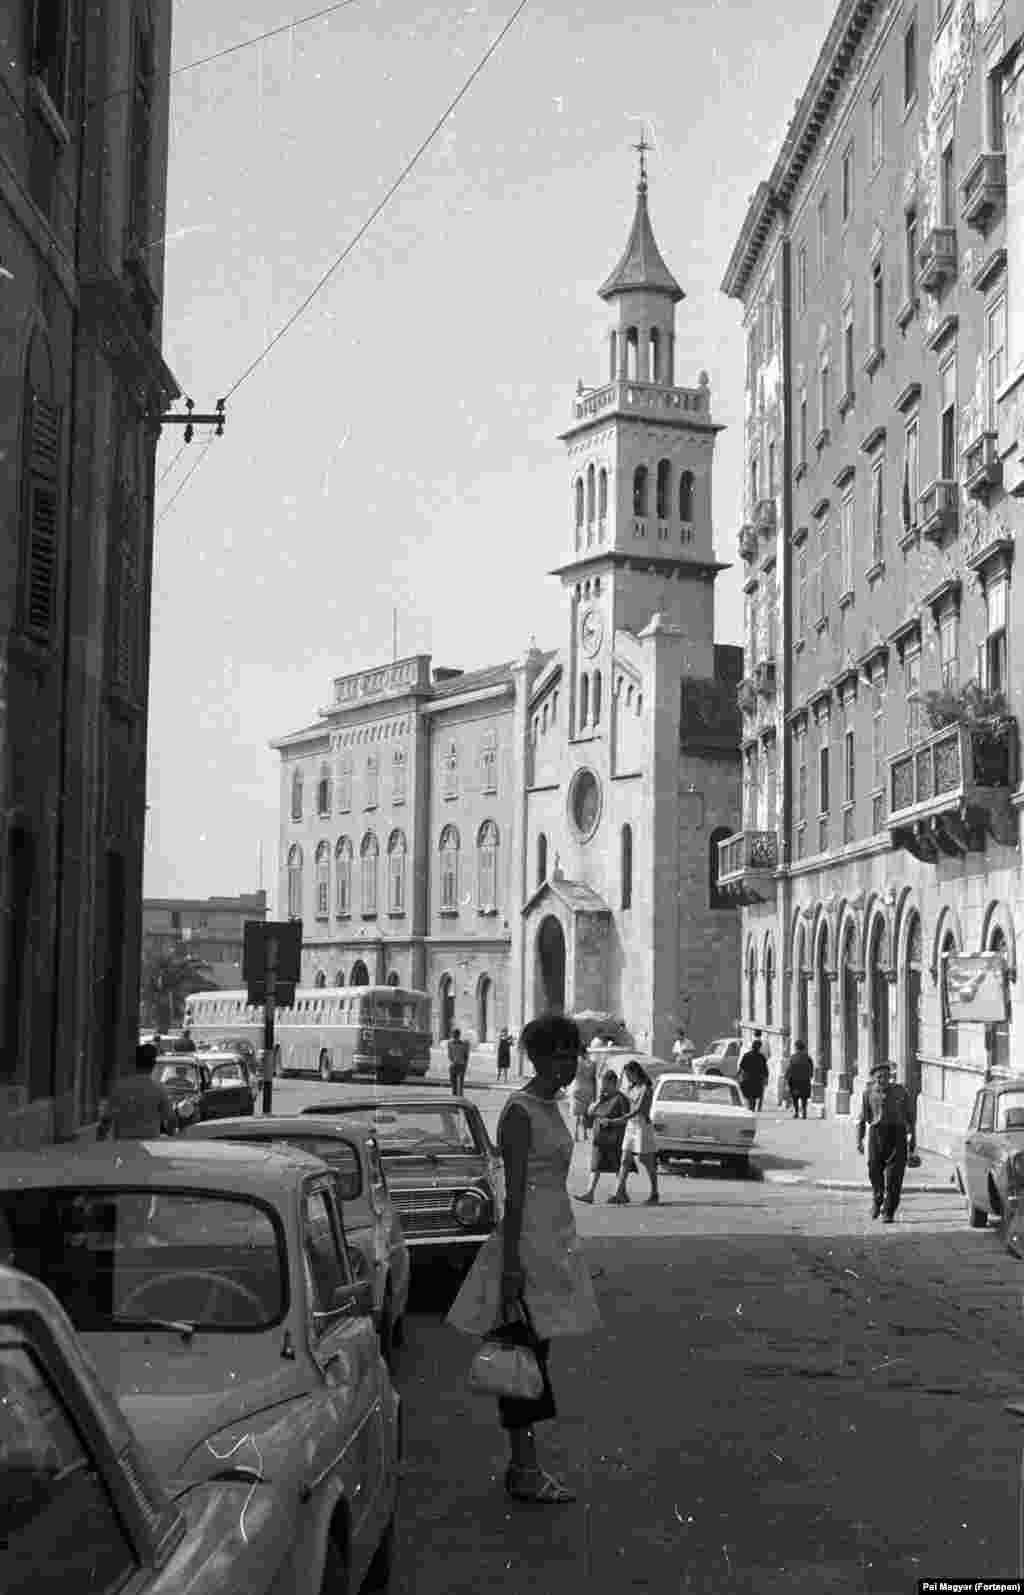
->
left=762, top=1174, right=960, bottom=1195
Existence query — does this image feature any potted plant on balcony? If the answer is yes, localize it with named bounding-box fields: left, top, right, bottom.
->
left=922, top=683, right=1016, bottom=786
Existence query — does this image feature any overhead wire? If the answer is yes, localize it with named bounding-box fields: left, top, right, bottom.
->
left=155, top=436, right=217, bottom=528
left=171, top=0, right=362, bottom=79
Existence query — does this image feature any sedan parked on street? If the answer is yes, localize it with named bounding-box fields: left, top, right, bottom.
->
left=153, top=1055, right=255, bottom=1127
left=302, top=1096, right=501, bottom=1275
left=184, top=1115, right=410, bottom=1368
left=690, top=1038, right=742, bottom=1078
left=0, top=1140, right=401, bottom=1595
left=650, top=1074, right=758, bottom=1173
left=957, top=1080, right=1024, bottom=1230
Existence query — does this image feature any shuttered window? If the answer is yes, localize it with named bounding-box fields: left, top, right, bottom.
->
left=24, top=396, right=62, bottom=643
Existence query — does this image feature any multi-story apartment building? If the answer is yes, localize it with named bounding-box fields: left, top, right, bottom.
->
left=1, top=4, right=179, bottom=1147
left=142, top=891, right=269, bottom=996
left=273, top=163, right=743, bottom=1054
left=722, top=0, right=1023, bottom=1155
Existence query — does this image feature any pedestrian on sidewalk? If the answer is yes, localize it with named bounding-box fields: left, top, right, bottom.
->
left=785, top=1041, right=813, bottom=1119
left=569, top=1048, right=597, bottom=1141
left=447, top=1013, right=601, bottom=1505
left=856, top=1060, right=917, bottom=1223
left=737, top=1034, right=769, bottom=1111
left=97, top=1044, right=177, bottom=1141
left=605, top=1060, right=660, bottom=1206
left=496, top=1027, right=512, bottom=1084
left=448, top=1028, right=470, bottom=1097
left=576, top=1069, right=630, bottom=1203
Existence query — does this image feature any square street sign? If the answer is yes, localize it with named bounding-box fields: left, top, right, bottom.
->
left=944, top=951, right=1009, bottom=1024
left=244, top=920, right=302, bottom=1007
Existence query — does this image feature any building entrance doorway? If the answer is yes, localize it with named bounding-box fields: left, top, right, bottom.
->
left=439, top=974, right=455, bottom=1041
left=536, top=916, right=566, bottom=1015
left=904, top=916, right=922, bottom=1097
left=477, top=975, right=492, bottom=1043
left=815, top=929, right=831, bottom=1095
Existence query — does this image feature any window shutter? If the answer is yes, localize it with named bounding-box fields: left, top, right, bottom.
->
left=25, top=396, right=61, bottom=641
left=116, top=542, right=139, bottom=687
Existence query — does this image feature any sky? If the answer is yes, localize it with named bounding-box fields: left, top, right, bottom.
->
left=144, top=0, right=831, bottom=904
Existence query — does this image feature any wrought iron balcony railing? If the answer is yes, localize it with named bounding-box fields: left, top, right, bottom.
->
left=716, top=829, right=779, bottom=905
left=887, top=718, right=1018, bottom=860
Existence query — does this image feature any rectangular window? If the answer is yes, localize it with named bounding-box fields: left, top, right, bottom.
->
left=989, top=66, right=1005, bottom=153
left=841, top=491, right=854, bottom=595
left=817, top=520, right=830, bottom=622
left=819, top=744, right=830, bottom=815
left=940, top=355, right=957, bottom=481
left=983, top=578, right=1008, bottom=692
left=817, top=192, right=829, bottom=273
left=870, top=84, right=884, bottom=171
left=797, top=731, right=808, bottom=823
left=819, top=358, right=830, bottom=427
left=842, top=302, right=854, bottom=398
left=871, top=458, right=884, bottom=564
left=799, top=396, right=808, bottom=465
left=903, top=417, right=919, bottom=531
left=904, top=17, right=917, bottom=108
left=750, top=454, right=759, bottom=507
left=905, top=647, right=922, bottom=745
left=797, top=243, right=807, bottom=313
left=797, top=547, right=807, bottom=640
left=871, top=259, right=884, bottom=353
left=872, top=676, right=885, bottom=791
left=767, top=440, right=776, bottom=498
left=365, top=753, right=379, bottom=809
left=338, top=756, right=352, bottom=812
left=766, top=740, right=777, bottom=828
left=940, top=137, right=955, bottom=227
left=841, top=145, right=853, bottom=222
left=905, top=209, right=918, bottom=301
left=939, top=609, right=959, bottom=688
left=986, top=297, right=1006, bottom=432
left=844, top=727, right=855, bottom=804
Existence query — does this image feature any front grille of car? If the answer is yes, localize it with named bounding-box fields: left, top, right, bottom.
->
left=396, top=1187, right=491, bottom=1236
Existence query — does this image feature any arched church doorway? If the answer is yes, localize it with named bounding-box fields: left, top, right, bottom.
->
left=350, top=959, right=369, bottom=987
left=438, top=974, right=455, bottom=1041
left=477, top=974, right=492, bottom=1043
left=536, top=916, right=566, bottom=1015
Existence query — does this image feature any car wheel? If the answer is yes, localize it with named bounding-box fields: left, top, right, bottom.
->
left=969, top=1200, right=989, bottom=1229
left=319, top=1052, right=331, bottom=1083
left=362, top=1518, right=395, bottom=1594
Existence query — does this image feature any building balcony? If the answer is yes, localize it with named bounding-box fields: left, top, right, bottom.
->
left=738, top=523, right=758, bottom=562
left=753, top=498, right=777, bottom=537
left=716, top=829, right=779, bottom=905
left=963, top=432, right=1002, bottom=502
left=917, top=226, right=958, bottom=294
left=754, top=659, right=777, bottom=697
left=570, top=378, right=710, bottom=424
left=887, top=719, right=1018, bottom=861
left=960, top=150, right=1006, bottom=233
left=918, top=478, right=959, bottom=543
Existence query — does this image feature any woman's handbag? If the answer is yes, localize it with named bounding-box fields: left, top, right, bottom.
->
left=907, top=1151, right=922, bottom=1169
left=468, top=1298, right=543, bottom=1401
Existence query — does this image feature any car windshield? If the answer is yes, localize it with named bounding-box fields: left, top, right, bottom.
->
left=0, top=1189, right=285, bottom=1332
left=998, top=1094, right=1024, bottom=1130
left=344, top=1107, right=481, bottom=1155
left=658, top=1080, right=740, bottom=1107
left=209, top=1062, right=246, bottom=1086
left=710, top=1040, right=734, bottom=1055
left=155, top=1062, right=200, bottom=1089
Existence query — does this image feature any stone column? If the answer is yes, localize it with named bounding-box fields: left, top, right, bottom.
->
left=506, top=645, right=546, bottom=1041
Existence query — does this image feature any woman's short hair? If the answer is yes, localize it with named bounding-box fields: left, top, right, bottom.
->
left=520, top=1014, right=582, bottom=1063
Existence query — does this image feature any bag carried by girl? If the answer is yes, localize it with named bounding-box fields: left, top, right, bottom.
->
left=468, top=1296, right=543, bottom=1401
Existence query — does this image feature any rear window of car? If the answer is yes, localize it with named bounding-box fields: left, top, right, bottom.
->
left=211, top=1134, right=362, bottom=1195
left=355, top=1107, right=482, bottom=1155
left=209, top=1063, right=246, bottom=1086
left=658, top=1080, right=740, bottom=1107
left=155, top=1062, right=200, bottom=1088
left=0, top=1189, right=286, bottom=1332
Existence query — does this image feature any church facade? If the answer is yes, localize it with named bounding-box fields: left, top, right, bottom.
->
left=272, top=167, right=743, bottom=1057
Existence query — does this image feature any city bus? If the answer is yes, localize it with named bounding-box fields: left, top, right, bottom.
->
left=184, top=986, right=432, bottom=1083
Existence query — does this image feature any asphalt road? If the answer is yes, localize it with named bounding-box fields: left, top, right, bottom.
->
left=272, top=1072, right=1024, bottom=1594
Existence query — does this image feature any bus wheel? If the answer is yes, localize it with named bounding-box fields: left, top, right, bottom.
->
left=319, top=1052, right=331, bottom=1083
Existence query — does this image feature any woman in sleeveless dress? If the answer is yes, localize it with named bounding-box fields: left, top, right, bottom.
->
left=606, top=1059, right=659, bottom=1205
left=447, top=1013, right=601, bottom=1504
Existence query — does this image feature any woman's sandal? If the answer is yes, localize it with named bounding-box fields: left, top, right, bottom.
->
left=574, top=1191, right=594, bottom=1203
left=505, top=1465, right=576, bottom=1504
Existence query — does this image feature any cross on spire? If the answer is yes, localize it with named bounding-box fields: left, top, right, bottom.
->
left=633, top=128, right=650, bottom=192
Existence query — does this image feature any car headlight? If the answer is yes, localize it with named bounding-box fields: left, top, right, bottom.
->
left=452, top=1189, right=486, bottom=1227
left=176, top=1098, right=198, bottom=1120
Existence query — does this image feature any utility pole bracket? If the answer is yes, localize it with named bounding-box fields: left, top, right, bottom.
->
left=157, top=397, right=227, bottom=444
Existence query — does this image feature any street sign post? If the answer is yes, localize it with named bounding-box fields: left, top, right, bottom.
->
left=243, top=922, right=302, bottom=1112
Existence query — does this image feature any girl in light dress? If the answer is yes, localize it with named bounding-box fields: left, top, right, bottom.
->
left=604, top=1059, right=659, bottom=1206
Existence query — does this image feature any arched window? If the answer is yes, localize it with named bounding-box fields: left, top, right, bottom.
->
left=626, top=326, right=639, bottom=380
left=579, top=673, right=590, bottom=727
left=350, top=960, right=369, bottom=987
left=609, top=330, right=617, bottom=382
left=764, top=942, right=775, bottom=1027
left=317, top=763, right=332, bottom=817
left=656, top=459, right=671, bottom=520
left=747, top=942, right=758, bottom=1021
left=287, top=844, right=303, bottom=919
left=868, top=918, right=889, bottom=1069
left=574, top=477, right=584, bottom=529
left=477, top=820, right=499, bottom=911
left=679, top=470, right=694, bottom=522
left=315, top=841, right=330, bottom=918
left=537, top=831, right=548, bottom=887
left=592, top=670, right=602, bottom=726
left=337, top=753, right=353, bottom=812
left=586, top=463, right=595, bottom=524
left=392, top=746, right=407, bottom=804
left=598, top=468, right=608, bottom=520
left=387, top=829, right=407, bottom=915
left=649, top=327, right=660, bottom=383
left=314, top=970, right=327, bottom=988
left=633, top=465, right=648, bottom=517
left=439, top=825, right=460, bottom=911
left=708, top=826, right=733, bottom=910
left=290, top=768, right=304, bottom=822
left=335, top=967, right=346, bottom=987
left=21, top=331, right=61, bottom=646
left=940, top=930, right=958, bottom=1057
left=360, top=832, right=379, bottom=915
left=335, top=837, right=353, bottom=916
left=989, top=927, right=1010, bottom=1072
left=620, top=824, right=633, bottom=910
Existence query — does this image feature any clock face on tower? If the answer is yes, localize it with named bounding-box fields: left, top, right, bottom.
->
left=580, top=607, right=603, bottom=657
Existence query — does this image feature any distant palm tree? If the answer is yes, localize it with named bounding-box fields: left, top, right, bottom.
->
left=140, top=943, right=218, bottom=1031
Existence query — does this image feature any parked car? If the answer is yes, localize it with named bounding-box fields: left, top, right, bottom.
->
left=198, top=1036, right=260, bottom=1072
left=650, top=1073, right=758, bottom=1172
left=957, top=1079, right=1024, bottom=1231
left=0, top=1140, right=401, bottom=1595
left=302, top=1096, right=501, bottom=1274
left=185, top=1115, right=410, bottom=1368
left=584, top=1045, right=676, bottom=1080
left=690, top=1037, right=742, bottom=1078
left=152, top=1055, right=255, bottom=1126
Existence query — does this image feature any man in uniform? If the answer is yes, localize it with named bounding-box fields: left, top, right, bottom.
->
left=856, top=1061, right=917, bottom=1223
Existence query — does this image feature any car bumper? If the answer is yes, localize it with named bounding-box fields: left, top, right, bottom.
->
left=402, top=1232, right=491, bottom=1266
left=655, top=1134, right=756, bottom=1156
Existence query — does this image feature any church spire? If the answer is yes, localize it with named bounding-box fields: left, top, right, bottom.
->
left=598, top=139, right=684, bottom=305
